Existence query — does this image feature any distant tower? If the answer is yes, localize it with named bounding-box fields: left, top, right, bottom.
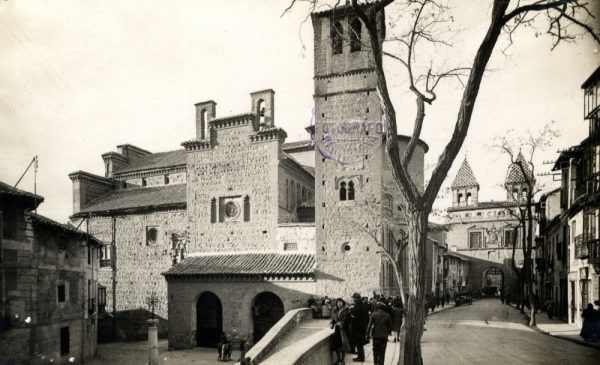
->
left=505, top=152, right=534, bottom=202
left=451, top=158, right=479, bottom=207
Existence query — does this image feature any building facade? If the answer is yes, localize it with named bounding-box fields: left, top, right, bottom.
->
left=551, top=66, right=600, bottom=328
left=445, top=158, right=527, bottom=296
left=0, top=181, right=100, bottom=365
left=535, top=187, right=569, bottom=320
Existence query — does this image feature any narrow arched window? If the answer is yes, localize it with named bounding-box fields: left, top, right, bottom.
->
left=210, top=198, right=217, bottom=223
left=257, top=99, right=266, bottom=126
left=141, top=178, right=147, bottom=187
left=348, top=181, right=355, bottom=200
left=297, top=184, right=301, bottom=206
left=340, top=182, right=347, bottom=201
left=244, top=196, right=250, bottom=222
left=291, top=181, right=296, bottom=209
left=350, top=19, right=361, bottom=52
left=286, top=180, right=289, bottom=209
left=521, top=188, right=528, bottom=199
left=513, top=188, right=519, bottom=200
left=466, top=193, right=472, bottom=205
left=302, top=187, right=306, bottom=203
left=201, top=109, right=208, bottom=139
left=457, top=193, right=463, bottom=204
left=332, top=21, right=343, bottom=55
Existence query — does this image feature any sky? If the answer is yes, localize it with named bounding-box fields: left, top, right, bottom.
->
left=0, top=0, right=599, bottom=223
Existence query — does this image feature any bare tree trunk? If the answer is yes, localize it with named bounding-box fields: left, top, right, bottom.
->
left=403, top=210, right=428, bottom=365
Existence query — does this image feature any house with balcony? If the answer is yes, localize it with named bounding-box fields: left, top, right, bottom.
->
left=552, top=66, right=600, bottom=328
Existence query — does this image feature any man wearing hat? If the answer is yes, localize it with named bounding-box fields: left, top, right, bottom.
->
left=349, top=292, right=369, bottom=362
left=367, top=302, right=393, bottom=365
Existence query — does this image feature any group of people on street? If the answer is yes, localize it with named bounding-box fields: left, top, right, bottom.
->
left=215, top=333, right=252, bottom=363
left=327, top=292, right=405, bottom=365
left=580, top=300, right=600, bottom=342
left=425, top=291, right=451, bottom=313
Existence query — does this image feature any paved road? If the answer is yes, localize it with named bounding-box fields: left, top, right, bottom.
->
left=422, top=298, right=599, bottom=365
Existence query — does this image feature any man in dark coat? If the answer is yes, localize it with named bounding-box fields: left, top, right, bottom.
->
left=367, top=302, right=393, bottom=365
left=350, top=292, right=370, bottom=362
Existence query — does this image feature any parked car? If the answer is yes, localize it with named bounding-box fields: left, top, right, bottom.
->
left=455, top=289, right=473, bottom=306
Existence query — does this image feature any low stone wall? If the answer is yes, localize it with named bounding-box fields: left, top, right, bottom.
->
left=260, top=328, right=332, bottom=365
left=239, top=308, right=312, bottom=364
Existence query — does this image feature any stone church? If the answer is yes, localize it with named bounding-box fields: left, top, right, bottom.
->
left=445, top=156, right=532, bottom=296
left=68, top=4, right=428, bottom=347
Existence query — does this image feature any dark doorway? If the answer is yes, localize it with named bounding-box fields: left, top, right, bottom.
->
left=252, top=292, right=284, bottom=343
left=196, top=292, right=222, bottom=347
left=482, top=267, right=503, bottom=296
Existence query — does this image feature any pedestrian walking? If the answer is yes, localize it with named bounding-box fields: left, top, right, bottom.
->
left=366, top=302, right=392, bottom=365
left=429, top=292, right=436, bottom=313
left=580, top=303, right=599, bottom=341
left=500, top=290, right=505, bottom=304
left=330, top=298, right=350, bottom=365
left=350, top=292, right=370, bottom=362
left=445, top=291, right=450, bottom=306
left=544, top=297, right=555, bottom=320
left=391, top=300, right=404, bottom=342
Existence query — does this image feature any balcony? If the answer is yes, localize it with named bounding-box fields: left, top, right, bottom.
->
left=99, top=259, right=112, bottom=268
left=575, top=234, right=589, bottom=259
left=589, top=238, right=600, bottom=263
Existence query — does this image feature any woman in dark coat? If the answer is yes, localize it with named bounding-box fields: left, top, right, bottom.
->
left=330, top=298, right=350, bottom=365
left=391, top=301, right=405, bottom=343
left=580, top=303, right=599, bottom=341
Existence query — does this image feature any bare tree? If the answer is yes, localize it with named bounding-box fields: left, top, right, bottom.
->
left=285, top=0, right=598, bottom=363
left=495, top=123, right=559, bottom=326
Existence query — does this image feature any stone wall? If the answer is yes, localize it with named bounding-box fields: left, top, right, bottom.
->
left=275, top=223, right=316, bottom=252
left=87, top=210, right=187, bottom=322
left=166, top=279, right=315, bottom=350
left=187, top=122, right=281, bottom=252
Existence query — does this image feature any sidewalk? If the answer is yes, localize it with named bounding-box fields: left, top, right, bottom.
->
left=511, top=304, right=600, bottom=350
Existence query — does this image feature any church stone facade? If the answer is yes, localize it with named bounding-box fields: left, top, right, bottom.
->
left=69, top=3, right=428, bottom=347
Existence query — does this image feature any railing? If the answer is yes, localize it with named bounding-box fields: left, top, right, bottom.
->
left=99, top=259, right=111, bottom=268
left=575, top=234, right=589, bottom=259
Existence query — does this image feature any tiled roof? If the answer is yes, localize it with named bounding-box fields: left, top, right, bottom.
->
left=451, top=159, right=479, bottom=189
left=281, top=153, right=315, bottom=178
left=31, top=213, right=103, bottom=246
left=505, top=152, right=534, bottom=184
left=0, top=180, right=44, bottom=207
left=163, top=252, right=315, bottom=278
left=74, top=184, right=186, bottom=216
left=283, top=140, right=313, bottom=152
left=447, top=200, right=521, bottom=212
left=113, top=149, right=187, bottom=174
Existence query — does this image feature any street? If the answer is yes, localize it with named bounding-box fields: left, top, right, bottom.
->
left=422, top=298, right=599, bottom=365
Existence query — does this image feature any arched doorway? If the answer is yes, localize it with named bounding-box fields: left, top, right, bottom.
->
left=196, top=291, right=222, bottom=347
left=252, top=292, right=284, bottom=343
left=482, top=267, right=504, bottom=296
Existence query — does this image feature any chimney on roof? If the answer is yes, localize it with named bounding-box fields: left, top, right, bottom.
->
left=68, top=171, right=114, bottom=214
left=195, top=101, right=217, bottom=140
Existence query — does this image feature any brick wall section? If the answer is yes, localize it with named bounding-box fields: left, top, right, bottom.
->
left=166, top=280, right=315, bottom=349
